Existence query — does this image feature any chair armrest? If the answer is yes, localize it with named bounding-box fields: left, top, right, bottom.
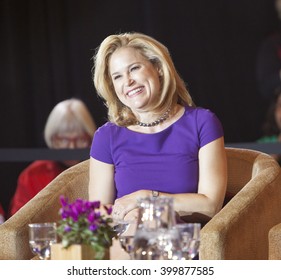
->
left=269, top=223, right=281, bottom=259
left=200, top=167, right=281, bottom=259
left=0, top=186, right=63, bottom=259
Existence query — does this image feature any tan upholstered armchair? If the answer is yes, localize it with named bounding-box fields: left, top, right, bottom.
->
left=0, top=148, right=280, bottom=260
left=200, top=148, right=281, bottom=259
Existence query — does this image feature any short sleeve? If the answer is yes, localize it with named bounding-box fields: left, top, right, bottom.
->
left=197, top=108, right=224, bottom=148
left=90, top=123, right=113, bottom=164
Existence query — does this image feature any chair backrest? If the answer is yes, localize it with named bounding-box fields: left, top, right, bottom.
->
left=224, top=147, right=279, bottom=203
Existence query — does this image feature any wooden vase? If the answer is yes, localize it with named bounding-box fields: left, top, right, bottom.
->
left=50, top=243, right=110, bottom=260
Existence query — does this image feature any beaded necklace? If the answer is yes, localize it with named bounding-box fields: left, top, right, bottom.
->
left=136, top=108, right=171, bottom=127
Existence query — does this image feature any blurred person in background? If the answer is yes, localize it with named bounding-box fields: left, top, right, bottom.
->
left=0, top=203, right=5, bottom=224
left=258, top=87, right=281, bottom=164
left=8, top=98, right=96, bottom=217
left=256, top=0, right=281, bottom=101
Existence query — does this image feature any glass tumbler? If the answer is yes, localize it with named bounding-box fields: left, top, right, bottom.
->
left=28, top=222, right=57, bottom=260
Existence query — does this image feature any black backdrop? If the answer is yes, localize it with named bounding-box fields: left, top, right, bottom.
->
left=0, top=0, right=279, bottom=212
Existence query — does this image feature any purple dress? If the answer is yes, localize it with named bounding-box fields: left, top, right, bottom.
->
left=90, top=106, right=224, bottom=199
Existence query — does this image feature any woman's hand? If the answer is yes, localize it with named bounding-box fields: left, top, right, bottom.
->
left=112, top=190, right=149, bottom=220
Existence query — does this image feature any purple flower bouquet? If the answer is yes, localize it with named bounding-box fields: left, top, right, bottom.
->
left=56, top=196, right=117, bottom=259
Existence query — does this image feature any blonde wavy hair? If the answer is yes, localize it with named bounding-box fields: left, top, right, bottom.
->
left=92, top=32, right=194, bottom=126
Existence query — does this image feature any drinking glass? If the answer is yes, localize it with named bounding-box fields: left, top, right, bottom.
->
left=28, top=223, right=57, bottom=260
left=175, top=223, right=201, bottom=260
left=117, top=220, right=136, bottom=259
left=133, top=197, right=182, bottom=260
left=119, top=235, right=135, bottom=259
left=155, top=228, right=183, bottom=260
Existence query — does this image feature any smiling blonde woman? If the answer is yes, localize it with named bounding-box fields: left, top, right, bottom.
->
left=89, top=32, right=227, bottom=230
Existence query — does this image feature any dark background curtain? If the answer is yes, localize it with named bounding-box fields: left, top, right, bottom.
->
left=0, top=0, right=278, bottom=211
